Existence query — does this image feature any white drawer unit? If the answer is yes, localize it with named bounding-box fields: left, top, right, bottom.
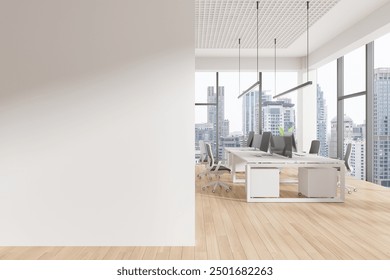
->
left=298, top=167, right=337, bottom=198
left=247, top=167, right=280, bottom=198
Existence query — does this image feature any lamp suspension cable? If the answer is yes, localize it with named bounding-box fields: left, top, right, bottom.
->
left=257, top=0, right=259, bottom=76
left=239, top=38, right=241, bottom=94
left=273, top=0, right=312, bottom=99
left=274, top=38, right=277, bottom=95
left=306, top=0, right=309, bottom=82
left=238, top=1, right=261, bottom=99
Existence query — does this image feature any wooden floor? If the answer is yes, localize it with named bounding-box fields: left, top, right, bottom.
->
left=1, top=166, right=390, bottom=260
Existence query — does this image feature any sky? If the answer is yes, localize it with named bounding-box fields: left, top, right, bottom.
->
left=196, top=32, right=390, bottom=133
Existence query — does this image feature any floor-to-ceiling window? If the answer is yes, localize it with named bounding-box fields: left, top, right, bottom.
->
left=317, top=60, right=337, bottom=158
left=373, top=32, right=390, bottom=187
left=195, top=72, right=217, bottom=162
left=344, top=95, right=366, bottom=180
left=341, top=46, right=367, bottom=180
left=218, top=72, right=258, bottom=160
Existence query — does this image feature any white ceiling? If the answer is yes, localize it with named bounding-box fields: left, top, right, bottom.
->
left=195, top=0, right=390, bottom=58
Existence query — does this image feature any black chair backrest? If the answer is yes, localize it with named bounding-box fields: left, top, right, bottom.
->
left=252, top=134, right=262, bottom=150
left=270, top=135, right=285, bottom=155
left=344, top=143, right=352, bottom=172
left=260, top=132, right=272, bottom=152
left=205, top=143, right=215, bottom=167
left=283, top=132, right=297, bottom=153
left=309, top=140, right=321, bottom=154
left=283, top=136, right=293, bottom=158
left=247, top=131, right=255, bottom=147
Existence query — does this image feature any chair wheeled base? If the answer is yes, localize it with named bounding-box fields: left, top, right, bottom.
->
left=202, top=179, right=232, bottom=193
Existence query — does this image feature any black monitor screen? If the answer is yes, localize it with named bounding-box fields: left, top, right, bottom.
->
left=252, top=134, right=262, bottom=150
left=270, top=135, right=293, bottom=158
left=283, top=136, right=293, bottom=158
left=270, top=135, right=285, bottom=155
left=260, top=132, right=271, bottom=152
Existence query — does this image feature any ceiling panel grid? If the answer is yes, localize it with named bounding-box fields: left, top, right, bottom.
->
left=195, top=0, right=340, bottom=49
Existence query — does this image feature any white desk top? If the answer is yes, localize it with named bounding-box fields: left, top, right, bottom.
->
left=225, top=147, right=344, bottom=165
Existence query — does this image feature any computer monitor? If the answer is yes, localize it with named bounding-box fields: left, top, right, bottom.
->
left=270, top=135, right=285, bottom=156
left=282, top=135, right=293, bottom=158
left=247, top=131, right=255, bottom=147
left=285, top=132, right=297, bottom=152
left=259, top=131, right=272, bottom=152
left=270, top=135, right=293, bottom=158
left=252, top=134, right=262, bottom=150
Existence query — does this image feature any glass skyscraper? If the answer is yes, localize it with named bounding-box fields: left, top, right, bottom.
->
left=373, top=68, right=390, bottom=187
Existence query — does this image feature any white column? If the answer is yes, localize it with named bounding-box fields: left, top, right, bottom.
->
left=297, top=69, right=317, bottom=152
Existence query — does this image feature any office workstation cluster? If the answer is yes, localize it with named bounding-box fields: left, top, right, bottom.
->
left=199, top=132, right=346, bottom=202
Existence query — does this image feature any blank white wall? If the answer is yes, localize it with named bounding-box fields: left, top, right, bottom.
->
left=0, top=0, right=194, bottom=246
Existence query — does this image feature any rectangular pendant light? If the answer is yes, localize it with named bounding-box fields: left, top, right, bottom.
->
left=237, top=81, right=261, bottom=99
left=273, top=81, right=312, bottom=99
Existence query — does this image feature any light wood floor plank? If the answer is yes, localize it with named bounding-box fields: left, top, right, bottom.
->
left=155, top=247, right=170, bottom=260
left=182, top=246, right=195, bottom=260
left=169, top=247, right=182, bottom=260
left=209, top=196, right=234, bottom=259
left=194, top=191, right=207, bottom=260
left=130, top=247, right=146, bottom=260
left=143, top=247, right=158, bottom=260
left=262, top=204, right=311, bottom=259
left=235, top=203, right=276, bottom=259
left=202, top=194, right=221, bottom=259
left=224, top=199, right=259, bottom=259
left=263, top=204, right=323, bottom=259
left=217, top=197, right=248, bottom=259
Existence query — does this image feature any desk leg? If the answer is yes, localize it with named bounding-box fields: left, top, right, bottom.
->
left=340, top=164, right=346, bottom=202
left=246, top=164, right=250, bottom=202
left=231, top=154, right=236, bottom=182
left=230, top=154, right=245, bottom=184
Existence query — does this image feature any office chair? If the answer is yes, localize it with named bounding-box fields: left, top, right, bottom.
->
left=260, top=131, right=272, bottom=152
left=198, top=140, right=207, bottom=163
left=309, top=140, right=321, bottom=155
left=202, top=143, right=231, bottom=193
left=197, top=140, right=209, bottom=179
left=342, top=143, right=357, bottom=194
left=247, top=131, right=255, bottom=147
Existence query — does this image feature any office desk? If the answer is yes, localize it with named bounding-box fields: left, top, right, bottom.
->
left=225, top=148, right=345, bottom=203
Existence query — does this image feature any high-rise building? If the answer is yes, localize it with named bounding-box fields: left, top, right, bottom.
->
left=195, top=123, right=214, bottom=144
left=329, top=115, right=354, bottom=158
left=194, top=123, right=214, bottom=162
left=262, top=98, right=295, bottom=136
left=345, top=140, right=366, bottom=180
left=242, top=91, right=260, bottom=136
left=373, top=68, right=390, bottom=187
left=207, top=86, right=230, bottom=157
left=219, top=134, right=242, bottom=160
left=329, top=115, right=366, bottom=180
left=242, top=91, right=295, bottom=137
left=317, top=85, right=328, bottom=157
left=207, top=86, right=229, bottom=138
